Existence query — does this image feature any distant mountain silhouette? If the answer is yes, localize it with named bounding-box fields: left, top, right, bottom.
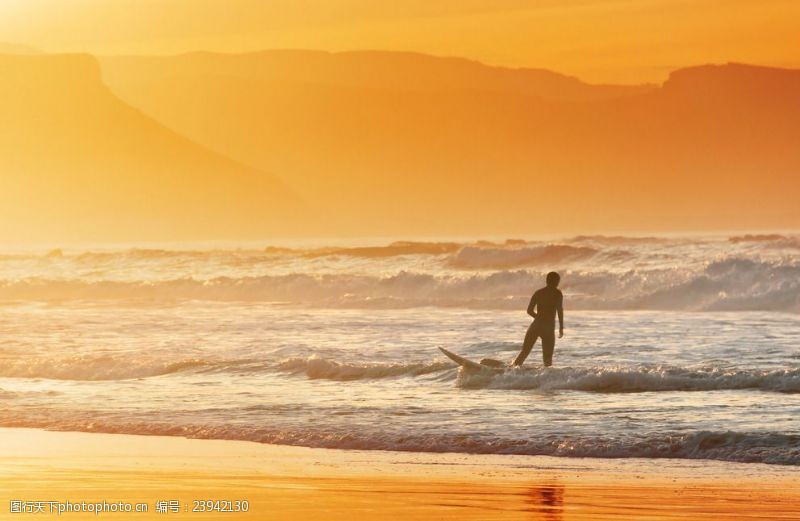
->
left=0, top=54, right=303, bottom=244
left=103, top=50, right=653, bottom=102
left=98, top=52, right=799, bottom=235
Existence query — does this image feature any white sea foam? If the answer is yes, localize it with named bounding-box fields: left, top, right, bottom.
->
left=0, top=257, right=796, bottom=311
left=275, top=357, right=452, bottom=380
left=0, top=236, right=797, bottom=311
left=0, top=356, right=214, bottom=381
left=5, top=349, right=797, bottom=397
left=3, top=411, right=797, bottom=465
left=0, top=236, right=797, bottom=467
left=448, top=244, right=600, bottom=269
left=457, top=365, right=800, bottom=393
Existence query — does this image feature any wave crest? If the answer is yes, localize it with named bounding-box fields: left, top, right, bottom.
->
left=4, top=413, right=797, bottom=465
left=457, top=365, right=800, bottom=393
left=275, top=357, right=451, bottom=380
left=1, top=256, right=797, bottom=311
left=0, top=355, right=213, bottom=381
left=449, top=244, right=599, bottom=269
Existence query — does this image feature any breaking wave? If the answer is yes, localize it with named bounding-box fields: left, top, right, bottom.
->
left=289, top=241, right=463, bottom=258
left=274, top=357, right=451, bottom=381
left=449, top=244, right=600, bottom=269
left=456, top=365, right=800, bottom=393
left=0, top=353, right=452, bottom=382
left=3, top=413, right=797, bottom=465
left=280, top=359, right=800, bottom=393
left=8, top=349, right=798, bottom=396
left=728, top=233, right=800, bottom=246
left=0, top=257, right=797, bottom=311
left=0, top=355, right=215, bottom=381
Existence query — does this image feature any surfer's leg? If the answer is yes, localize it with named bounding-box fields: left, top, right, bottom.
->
left=541, top=330, right=555, bottom=367
left=513, top=323, right=539, bottom=366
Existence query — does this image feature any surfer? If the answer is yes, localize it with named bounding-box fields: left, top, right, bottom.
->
left=513, top=272, right=564, bottom=367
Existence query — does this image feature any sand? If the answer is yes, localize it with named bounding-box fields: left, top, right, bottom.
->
left=0, top=427, right=798, bottom=520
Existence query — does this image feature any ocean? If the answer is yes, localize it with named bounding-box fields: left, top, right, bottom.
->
left=0, top=234, right=798, bottom=465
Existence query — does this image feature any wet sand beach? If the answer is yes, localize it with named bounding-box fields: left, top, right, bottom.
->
left=1, top=428, right=798, bottom=520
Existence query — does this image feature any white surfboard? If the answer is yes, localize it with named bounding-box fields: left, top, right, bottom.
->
left=438, top=347, right=506, bottom=371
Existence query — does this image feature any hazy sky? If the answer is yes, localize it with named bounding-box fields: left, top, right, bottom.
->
left=1, top=0, right=799, bottom=83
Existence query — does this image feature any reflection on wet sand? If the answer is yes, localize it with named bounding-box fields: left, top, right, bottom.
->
left=3, top=429, right=800, bottom=520
left=526, top=485, right=564, bottom=520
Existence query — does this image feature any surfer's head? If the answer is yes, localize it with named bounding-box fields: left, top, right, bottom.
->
left=546, top=271, right=561, bottom=288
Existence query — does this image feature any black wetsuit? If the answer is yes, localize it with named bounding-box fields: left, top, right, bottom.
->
left=514, top=286, right=563, bottom=367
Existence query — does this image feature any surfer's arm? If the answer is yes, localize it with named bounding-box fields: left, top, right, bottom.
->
left=526, top=293, right=538, bottom=318
left=557, top=293, right=564, bottom=337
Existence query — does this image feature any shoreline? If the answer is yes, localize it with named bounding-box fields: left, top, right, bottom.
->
left=1, top=427, right=799, bottom=520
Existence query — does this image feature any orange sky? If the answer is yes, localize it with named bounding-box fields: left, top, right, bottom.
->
left=1, top=0, right=799, bottom=83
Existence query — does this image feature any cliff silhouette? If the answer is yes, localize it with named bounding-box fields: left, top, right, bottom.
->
left=0, top=53, right=302, bottom=243
left=100, top=51, right=800, bottom=236
left=2, top=50, right=797, bottom=242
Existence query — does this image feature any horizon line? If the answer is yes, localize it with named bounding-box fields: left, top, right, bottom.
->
left=6, top=44, right=800, bottom=87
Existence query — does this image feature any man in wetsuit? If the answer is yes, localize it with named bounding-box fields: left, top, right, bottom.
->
left=513, top=271, right=564, bottom=367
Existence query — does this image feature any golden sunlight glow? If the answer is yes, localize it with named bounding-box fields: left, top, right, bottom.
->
left=0, top=1, right=798, bottom=244
left=0, top=0, right=798, bottom=83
